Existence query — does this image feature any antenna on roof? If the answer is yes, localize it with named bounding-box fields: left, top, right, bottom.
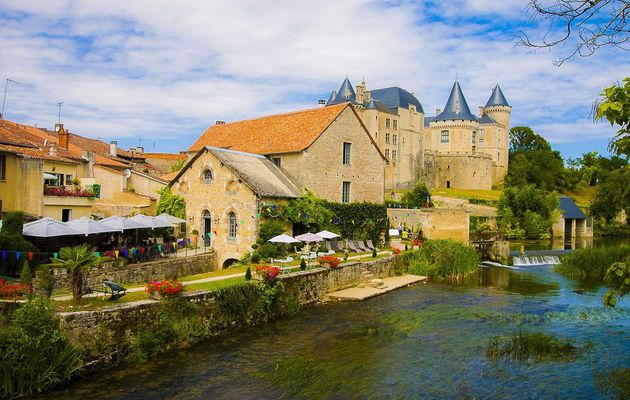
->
left=57, top=101, right=64, bottom=124
left=1, top=78, right=21, bottom=119
left=152, top=141, right=156, bottom=151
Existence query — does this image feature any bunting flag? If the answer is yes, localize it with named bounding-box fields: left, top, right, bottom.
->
left=1, top=250, right=6, bottom=260
left=240, top=220, right=244, bottom=225
left=27, top=252, right=33, bottom=261
left=187, top=239, right=191, bottom=244
left=207, top=232, right=212, bottom=238
left=54, top=252, right=59, bottom=259
left=115, top=250, right=119, bottom=258
left=124, top=249, right=129, bottom=257
left=157, top=245, right=162, bottom=253
left=213, top=230, right=218, bottom=237
left=15, top=251, right=21, bottom=261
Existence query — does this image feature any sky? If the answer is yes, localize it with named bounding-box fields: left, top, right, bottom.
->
left=0, top=0, right=627, bottom=160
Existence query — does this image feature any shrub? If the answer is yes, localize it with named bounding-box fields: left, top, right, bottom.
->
left=300, top=258, right=307, bottom=270
left=0, top=211, right=37, bottom=276
left=250, top=253, right=262, bottom=263
left=404, top=244, right=408, bottom=251
left=372, top=248, right=377, bottom=258
left=257, top=219, right=287, bottom=244
left=497, top=185, right=558, bottom=239
left=19, top=259, right=32, bottom=284
left=245, top=267, right=252, bottom=281
left=403, top=239, right=479, bottom=280
left=399, top=182, right=431, bottom=208
left=0, top=298, right=82, bottom=398
left=255, top=242, right=283, bottom=260
left=35, top=266, right=53, bottom=291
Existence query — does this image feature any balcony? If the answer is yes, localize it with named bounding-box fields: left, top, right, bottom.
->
left=43, top=185, right=95, bottom=198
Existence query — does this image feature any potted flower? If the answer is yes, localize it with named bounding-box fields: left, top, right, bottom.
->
left=254, top=265, right=281, bottom=285
left=34, top=266, right=53, bottom=298
left=392, top=247, right=402, bottom=255
left=146, top=279, right=184, bottom=300
left=318, top=255, right=341, bottom=269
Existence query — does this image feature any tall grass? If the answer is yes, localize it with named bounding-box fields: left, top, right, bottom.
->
left=404, top=239, right=479, bottom=280
left=486, top=331, right=580, bottom=362
left=554, top=245, right=630, bottom=281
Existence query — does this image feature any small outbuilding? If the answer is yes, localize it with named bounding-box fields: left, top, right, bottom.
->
left=552, top=196, right=593, bottom=239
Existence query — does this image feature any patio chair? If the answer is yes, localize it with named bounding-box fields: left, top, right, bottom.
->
left=357, top=241, right=369, bottom=252
left=347, top=241, right=359, bottom=252
left=308, top=252, right=318, bottom=259
left=276, top=256, right=294, bottom=264
left=102, top=280, right=127, bottom=300
left=366, top=240, right=376, bottom=250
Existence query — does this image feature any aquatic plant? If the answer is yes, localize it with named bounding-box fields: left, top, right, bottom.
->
left=554, top=245, right=630, bottom=281
left=486, top=331, right=581, bottom=362
left=403, top=239, right=479, bottom=280
left=0, top=298, right=83, bottom=398
left=596, top=367, right=630, bottom=400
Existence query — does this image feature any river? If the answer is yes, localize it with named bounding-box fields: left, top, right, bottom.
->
left=38, top=263, right=630, bottom=400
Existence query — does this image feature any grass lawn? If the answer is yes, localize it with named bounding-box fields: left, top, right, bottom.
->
left=431, top=188, right=503, bottom=202
left=559, top=186, right=596, bottom=209
left=184, top=276, right=247, bottom=291
left=178, top=264, right=249, bottom=282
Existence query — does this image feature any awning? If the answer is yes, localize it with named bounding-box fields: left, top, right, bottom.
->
left=43, top=173, right=58, bottom=180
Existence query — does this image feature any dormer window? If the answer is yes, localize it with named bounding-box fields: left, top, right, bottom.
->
left=202, top=169, right=213, bottom=184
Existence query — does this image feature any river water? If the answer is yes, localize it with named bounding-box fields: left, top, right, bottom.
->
left=40, top=264, right=630, bottom=400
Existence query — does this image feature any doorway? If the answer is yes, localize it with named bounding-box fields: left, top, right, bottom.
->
left=446, top=181, right=451, bottom=189
left=202, top=210, right=212, bottom=246
left=62, top=209, right=71, bottom=222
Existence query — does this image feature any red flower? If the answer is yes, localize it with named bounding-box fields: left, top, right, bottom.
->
left=145, top=279, right=183, bottom=298
left=0, top=279, right=31, bottom=299
left=318, top=256, right=341, bottom=268
left=392, top=247, right=401, bottom=254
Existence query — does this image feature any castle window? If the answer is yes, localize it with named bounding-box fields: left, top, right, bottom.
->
left=472, top=145, right=476, bottom=155
left=202, top=168, right=213, bottom=184
left=392, top=150, right=397, bottom=160
left=228, top=212, right=237, bottom=239
left=472, top=131, right=476, bottom=144
left=386, top=118, right=391, bottom=128
left=342, top=181, right=351, bottom=203
left=271, top=157, right=281, bottom=167
left=440, top=130, right=449, bottom=144
left=343, top=142, right=352, bottom=165
left=375, top=132, right=378, bottom=138
left=393, top=120, right=398, bottom=130
left=385, top=133, right=390, bottom=144
left=385, top=149, right=390, bottom=159
left=498, top=152, right=501, bottom=162
left=392, top=135, right=398, bottom=145
left=497, top=138, right=502, bottom=147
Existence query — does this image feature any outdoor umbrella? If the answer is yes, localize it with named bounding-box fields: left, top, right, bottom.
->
left=295, top=232, right=324, bottom=242
left=67, top=216, right=119, bottom=236
left=22, top=218, right=83, bottom=237
left=316, top=230, right=340, bottom=240
left=128, top=214, right=174, bottom=229
left=99, top=216, right=148, bottom=232
left=268, top=234, right=300, bottom=244
left=155, top=213, right=186, bottom=225
left=388, top=228, right=400, bottom=237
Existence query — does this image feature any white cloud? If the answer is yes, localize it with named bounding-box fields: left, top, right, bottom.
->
left=0, top=0, right=627, bottom=156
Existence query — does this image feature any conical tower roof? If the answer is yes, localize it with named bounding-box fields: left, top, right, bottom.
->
left=485, top=84, right=510, bottom=107
left=366, top=98, right=378, bottom=109
left=435, top=81, right=477, bottom=122
left=329, top=77, right=356, bottom=105
left=325, top=90, right=337, bottom=105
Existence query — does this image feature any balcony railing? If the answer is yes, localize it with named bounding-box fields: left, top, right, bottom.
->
left=43, top=185, right=95, bottom=198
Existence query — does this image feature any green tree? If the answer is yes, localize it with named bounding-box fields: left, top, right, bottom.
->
left=509, top=126, right=551, bottom=153
left=590, top=168, right=630, bottom=222
left=169, top=159, right=186, bottom=172
left=400, top=182, right=431, bottom=207
left=497, top=185, right=559, bottom=239
left=156, top=186, right=186, bottom=219
left=0, top=211, right=36, bottom=276
left=50, top=245, right=98, bottom=302
left=597, top=77, right=630, bottom=156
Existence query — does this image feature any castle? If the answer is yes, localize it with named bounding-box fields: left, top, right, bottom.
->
left=326, top=78, right=511, bottom=191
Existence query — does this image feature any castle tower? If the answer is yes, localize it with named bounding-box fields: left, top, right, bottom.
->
left=482, top=85, right=511, bottom=181
left=482, top=85, right=511, bottom=131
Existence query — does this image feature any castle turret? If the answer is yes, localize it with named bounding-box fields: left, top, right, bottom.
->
left=327, top=77, right=356, bottom=105
left=483, top=85, right=511, bottom=129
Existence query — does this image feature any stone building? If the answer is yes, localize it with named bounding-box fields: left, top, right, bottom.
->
left=552, top=196, right=593, bottom=239
left=188, top=102, right=386, bottom=203
left=326, top=78, right=511, bottom=191
left=169, top=146, right=302, bottom=268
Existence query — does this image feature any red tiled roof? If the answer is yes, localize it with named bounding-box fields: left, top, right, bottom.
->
left=188, top=103, right=350, bottom=154
left=143, top=152, right=187, bottom=161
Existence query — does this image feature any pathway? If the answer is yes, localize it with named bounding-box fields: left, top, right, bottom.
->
left=325, top=274, right=427, bottom=301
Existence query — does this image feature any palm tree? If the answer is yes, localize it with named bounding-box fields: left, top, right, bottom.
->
left=51, top=244, right=98, bottom=302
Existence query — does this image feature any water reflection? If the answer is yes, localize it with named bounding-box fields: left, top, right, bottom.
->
left=479, top=266, right=560, bottom=296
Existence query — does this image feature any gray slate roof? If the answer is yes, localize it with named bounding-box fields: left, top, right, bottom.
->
left=479, top=114, right=497, bottom=124
left=366, top=98, right=397, bottom=115
left=485, top=85, right=510, bottom=107
left=435, top=81, right=478, bottom=122
left=326, top=90, right=337, bottom=105
left=559, top=196, right=587, bottom=219
left=370, top=87, right=425, bottom=113
left=424, top=116, right=435, bottom=127
left=328, top=77, right=356, bottom=105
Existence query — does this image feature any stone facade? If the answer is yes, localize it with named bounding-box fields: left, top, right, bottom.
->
left=387, top=207, right=470, bottom=243
left=50, top=252, right=217, bottom=291
left=422, top=151, right=494, bottom=190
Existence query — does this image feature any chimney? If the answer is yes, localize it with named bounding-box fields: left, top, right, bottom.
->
left=479, top=106, right=485, bottom=116
left=435, top=108, right=441, bottom=116
left=109, top=140, right=117, bottom=157
left=47, top=143, right=58, bottom=157
left=216, top=120, right=225, bottom=125
left=57, top=125, right=69, bottom=149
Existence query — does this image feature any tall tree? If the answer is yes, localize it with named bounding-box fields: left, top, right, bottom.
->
left=518, top=0, right=630, bottom=65
left=596, top=77, right=630, bottom=156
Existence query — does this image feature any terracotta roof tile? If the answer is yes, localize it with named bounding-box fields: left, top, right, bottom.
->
left=143, top=153, right=187, bottom=161
left=160, top=170, right=180, bottom=182
left=188, top=103, right=349, bottom=154
left=0, top=143, right=79, bottom=163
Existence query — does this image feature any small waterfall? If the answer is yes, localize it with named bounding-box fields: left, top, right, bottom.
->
left=512, top=255, right=561, bottom=266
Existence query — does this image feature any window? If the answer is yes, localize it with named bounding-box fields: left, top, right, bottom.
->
left=385, top=149, right=390, bottom=159
left=342, top=181, right=351, bottom=203
left=479, top=138, right=485, bottom=148
left=66, top=174, right=73, bottom=183
left=0, top=155, right=5, bottom=180
left=375, top=132, right=378, bottom=138
left=392, top=135, right=398, bottom=145
left=61, top=209, right=71, bottom=222
left=44, top=172, right=63, bottom=187
left=386, top=118, right=391, bottom=128
left=472, top=145, right=476, bottom=154
left=271, top=157, right=281, bottom=167
left=228, top=212, right=237, bottom=239
left=343, top=142, right=351, bottom=165
left=392, top=150, right=397, bottom=160
left=393, top=120, right=398, bottom=130
left=497, top=138, right=502, bottom=148
left=385, top=133, right=390, bottom=144
left=440, top=130, right=449, bottom=144
left=472, top=131, right=476, bottom=144
left=202, top=169, right=213, bottom=184
left=498, top=152, right=501, bottom=162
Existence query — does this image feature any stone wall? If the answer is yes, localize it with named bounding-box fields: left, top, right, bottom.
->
left=51, top=252, right=217, bottom=291
left=423, top=150, right=494, bottom=190
left=387, top=207, right=470, bottom=243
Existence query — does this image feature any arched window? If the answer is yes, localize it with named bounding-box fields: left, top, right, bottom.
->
left=202, top=169, right=213, bottom=184
left=228, top=212, right=237, bottom=239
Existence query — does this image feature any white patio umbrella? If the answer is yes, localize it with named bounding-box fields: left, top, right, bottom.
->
left=128, top=214, right=174, bottom=229
left=99, top=215, right=148, bottom=232
left=22, top=218, right=83, bottom=237
left=67, top=216, right=118, bottom=236
left=268, top=234, right=300, bottom=244
left=295, top=232, right=324, bottom=242
left=388, top=228, right=400, bottom=237
left=154, top=213, right=186, bottom=225
left=316, top=230, right=340, bottom=240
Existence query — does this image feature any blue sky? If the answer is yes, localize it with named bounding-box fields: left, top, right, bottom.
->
left=0, top=0, right=627, bottom=160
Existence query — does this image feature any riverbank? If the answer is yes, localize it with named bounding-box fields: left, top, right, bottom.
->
left=57, top=254, right=408, bottom=377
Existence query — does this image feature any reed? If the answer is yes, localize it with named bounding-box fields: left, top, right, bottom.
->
left=554, top=245, right=630, bottom=281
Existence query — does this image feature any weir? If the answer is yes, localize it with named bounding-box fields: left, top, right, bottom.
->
left=512, top=255, right=561, bottom=266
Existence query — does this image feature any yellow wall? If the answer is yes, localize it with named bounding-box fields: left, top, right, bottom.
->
left=93, top=166, right=125, bottom=200
left=0, top=153, right=19, bottom=213
left=0, top=154, right=43, bottom=216
left=387, top=207, right=470, bottom=243
left=128, top=171, right=166, bottom=199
